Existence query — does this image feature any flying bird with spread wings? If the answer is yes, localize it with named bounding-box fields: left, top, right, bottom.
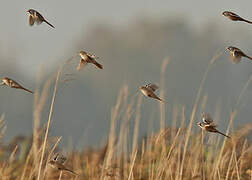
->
left=197, top=113, right=230, bottom=138
left=0, top=77, right=33, bottom=94
left=139, top=83, right=165, bottom=103
left=226, top=46, right=252, bottom=64
left=222, top=11, right=252, bottom=24
left=48, top=153, right=78, bottom=176
left=77, top=51, right=103, bottom=70
left=26, top=9, right=55, bottom=28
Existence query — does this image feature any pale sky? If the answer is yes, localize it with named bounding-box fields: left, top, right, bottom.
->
left=0, top=0, right=252, bottom=76
left=1, top=0, right=252, bottom=148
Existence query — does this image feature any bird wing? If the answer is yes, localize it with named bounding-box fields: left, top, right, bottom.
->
left=146, top=83, right=159, bottom=92
left=230, top=52, right=242, bottom=64
left=77, top=59, right=88, bottom=71
left=57, top=155, right=67, bottom=165
left=34, top=11, right=44, bottom=24
left=80, top=53, right=90, bottom=61
left=205, top=123, right=218, bottom=128
left=229, top=12, right=241, bottom=18
left=29, top=15, right=35, bottom=26
left=87, top=52, right=99, bottom=60
left=202, top=113, right=213, bottom=124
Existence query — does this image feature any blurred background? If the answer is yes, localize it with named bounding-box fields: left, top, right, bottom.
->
left=0, top=0, right=252, bottom=149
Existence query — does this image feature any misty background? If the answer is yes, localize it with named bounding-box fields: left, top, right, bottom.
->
left=0, top=0, right=252, bottom=149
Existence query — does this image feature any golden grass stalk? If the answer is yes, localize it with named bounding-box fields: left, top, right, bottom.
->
left=37, top=67, right=62, bottom=180
left=128, top=150, right=138, bottom=180
left=179, top=52, right=221, bottom=179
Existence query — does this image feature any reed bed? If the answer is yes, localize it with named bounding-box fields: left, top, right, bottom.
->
left=0, top=54, right=251, bottom=180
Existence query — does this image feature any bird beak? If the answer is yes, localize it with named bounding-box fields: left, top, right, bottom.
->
left=0, top=82, right=5, bottom=86
left=196, top=122, right=201, bottom=126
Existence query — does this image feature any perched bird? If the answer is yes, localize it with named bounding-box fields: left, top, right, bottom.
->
left=0, top=77, right=33, bottom=94
left=197, top=122, right=230, bottom=138
left=139, top=83, right=165, bottom=103
left=201, top=113, right=213, bottom=125
left=226, top=46, right=252, bottom=64
left=48, top=154, right=78, bottom=175
left=222, top=11, right=252, bottom=24
left=26, top=9, right=55, bottom=28
left=77, top=51, right=103, bottom=70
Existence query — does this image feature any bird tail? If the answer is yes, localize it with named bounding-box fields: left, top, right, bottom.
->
left=217, top=131, right=230, bottom=138
left=156, top=96, right=166, bottom=103
left=245, top=55, right=252, bottom=61
left=160, top=98, right=166, bottom=103
left=21, top=87, right=33, bottom=94
left=43, top=19, right=55, bottom=28
left=65, top=168, right=78, bottom=176
left=93, top=61, right=103, bottom=69
left=243, top=19, right=252, bottom=24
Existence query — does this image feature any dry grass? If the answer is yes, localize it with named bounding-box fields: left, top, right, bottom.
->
left=0, top=54, right=252, bottom=180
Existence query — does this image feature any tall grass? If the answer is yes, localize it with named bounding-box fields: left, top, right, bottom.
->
left=0, top=53, right=252, bottom=180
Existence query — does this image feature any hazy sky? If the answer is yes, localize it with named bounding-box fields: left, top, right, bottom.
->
left=0, top=0, right=252, bottom=76
left=1, top=0, right=252, bottom=148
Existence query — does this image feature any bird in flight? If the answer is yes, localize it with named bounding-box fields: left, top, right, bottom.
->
left=197, top=113, right=230, bottom=138
left=226, top=46, right=252, bottom=64
left=0, top=77, right=33, bottom=94
left=222, top=11, right=252, bottom=24
left=139, top=83, right=165, bottom=103
left=197, top=122, right=230, bottom=138
left=48, top=154, right=78, bottom=176
left=77, top=51, right=103, bottom=70
left=26, top=9, right=55, bottom=28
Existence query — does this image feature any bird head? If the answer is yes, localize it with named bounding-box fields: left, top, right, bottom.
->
left=79, top=51, right=86, bottom=56
left=225, top=46, right=235, bottom=52
left=222, top=11, right=230, bottom=17
left=1, top=77, right=8, bottom=86
left=26, top=9, right=35, bottom=15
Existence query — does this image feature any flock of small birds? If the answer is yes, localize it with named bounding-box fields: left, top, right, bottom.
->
left=0, top=9, right=251, bottom=176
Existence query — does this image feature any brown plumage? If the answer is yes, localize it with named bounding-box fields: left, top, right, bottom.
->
left=197, top=122, right=230, bottom=138
left=139, top=83, right=165, bottom=103
left=77, top=51, right=103, bottom=70
left=48, top=160, right=78, bottom=175
left=222, top=11, right=252, bottom=24
left=226, top=46, right=252, bottom=64
left=26, top=9, right=55, bottom=28
left=48, top=154, right=78, bottom=176
left=1, top=77, right=33, bottom=94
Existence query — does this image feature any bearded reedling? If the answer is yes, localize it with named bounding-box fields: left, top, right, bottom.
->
left=139, top=83, right=165, bottom=103
left=226, top=46, right=252, bottom=64
left=197, top=122, right=230, bottom=138
left=26, top=9, right=55, bottom=28
left=48, top=154, right=78, bottom=176
left=77, top=51, right=103, bottom=70
left=222, top=11, right=252, bottom=24
left=0, top=77, right=33, bottom=94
